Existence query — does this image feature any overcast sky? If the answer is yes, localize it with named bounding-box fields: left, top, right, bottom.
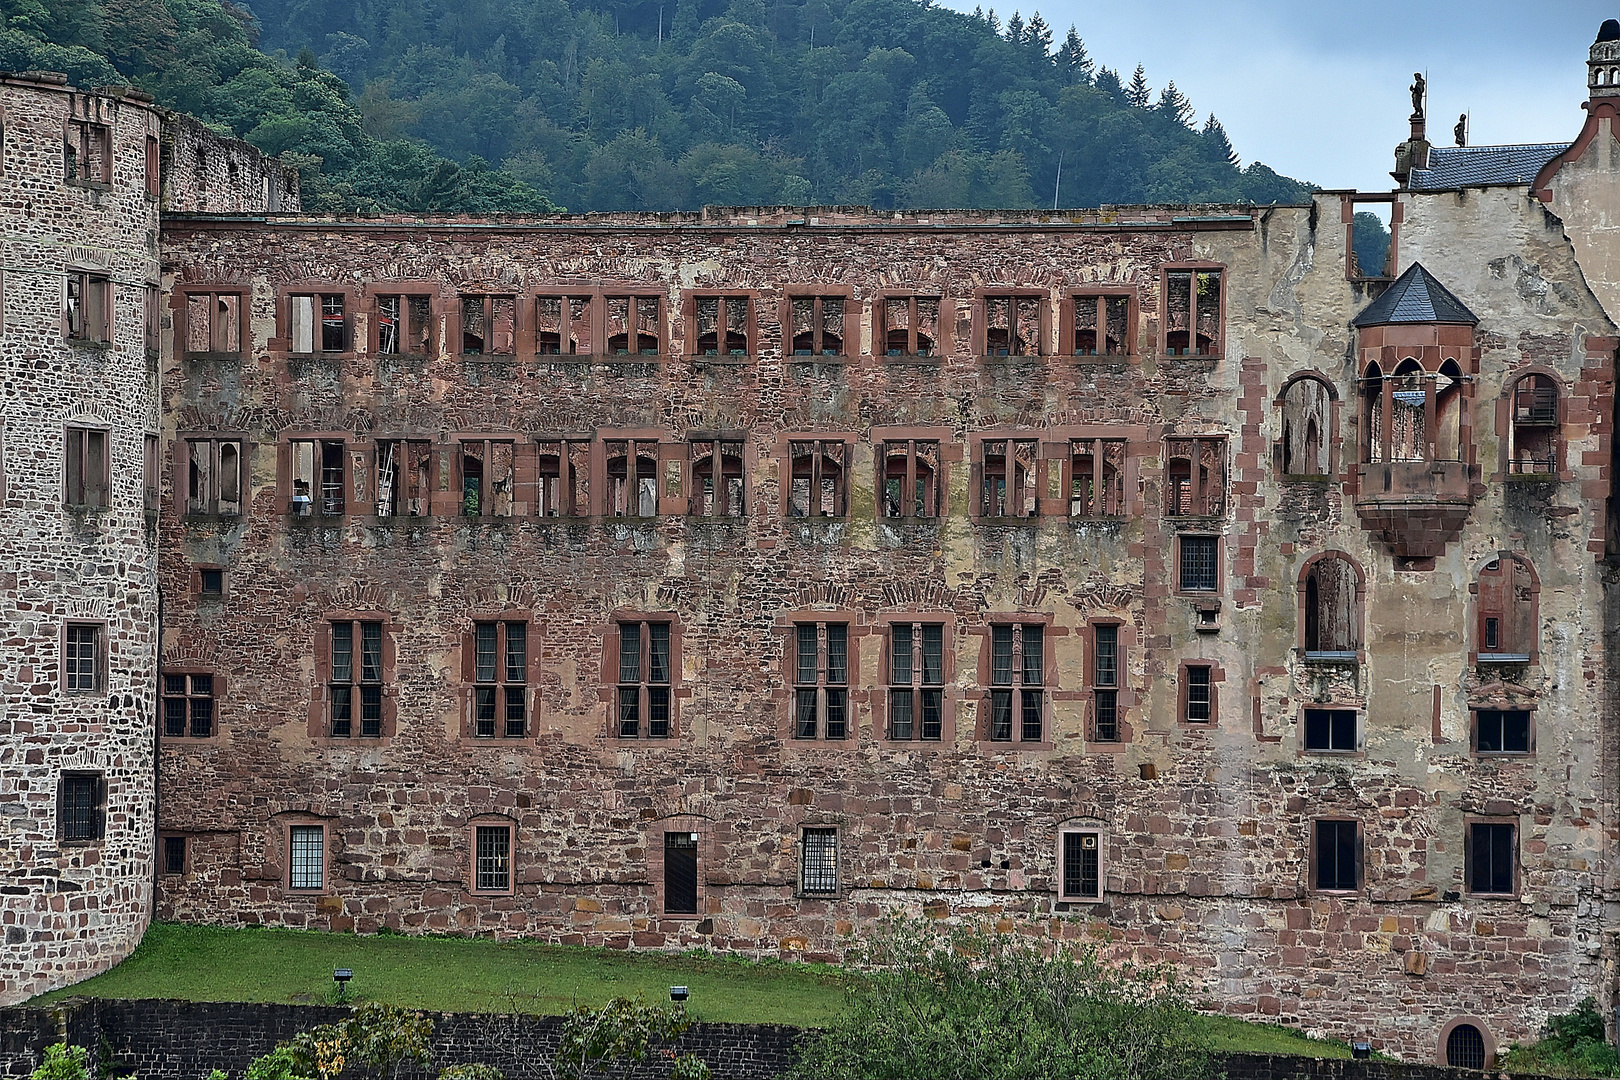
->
left=935, top=0, right=1615, bottom=194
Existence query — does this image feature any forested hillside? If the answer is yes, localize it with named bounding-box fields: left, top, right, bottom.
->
left=0, top=0, right=1314, bottom=212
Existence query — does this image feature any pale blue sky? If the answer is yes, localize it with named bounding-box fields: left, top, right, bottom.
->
left=935, top=0, right=1616, bottom=193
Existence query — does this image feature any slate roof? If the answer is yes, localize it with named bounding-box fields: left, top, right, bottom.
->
left=1407, top=143, right=1569, bottom=191
left=1352, top=262, right=1479, bottom=328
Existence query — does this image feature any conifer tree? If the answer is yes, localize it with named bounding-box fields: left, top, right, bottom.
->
left=1125, top=64, right=1151, bottom=108
left=1024, top=12, right=1052, bottom=58
left=1202, top=113, right=1239, bottom=166
left=1096, top=66, right=1124, bottom=98
left=985, top=8, right=1000, bottom=34
left=1005, top=11, right=1024, bottom=45
left=1156, top=81, right=1193, bottom=126
left=1058, top=26, right=1093, bottom=84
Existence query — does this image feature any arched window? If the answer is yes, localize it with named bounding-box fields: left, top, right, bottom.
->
left=1300, top=553, right=1362, bottom=658
left=1446, top=1025, right=1486, bottom=1069
left=1476, top=554, right=1538, bottom=662
left=1508, top=373, right=1558, bottom=475
left=1363, top=357, right=1463, bottom=463
left=789, top=440, right=847, bottom=517
left=1362, top=360, right=1385, bottom=462
left=1280, top=376, right=1334, bottom=477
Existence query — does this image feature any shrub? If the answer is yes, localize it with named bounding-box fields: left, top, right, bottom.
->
left=553, top=996, right=710, bottom=1080
left=1498, top=997, right=1620, bottom=1078
left=30, top=1045, right=90, bottom=1080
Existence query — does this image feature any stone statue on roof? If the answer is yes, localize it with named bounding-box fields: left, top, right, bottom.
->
left=1455, top=114, right=1467, bottom=147
left=1411, top=72, right=1426, bottom=118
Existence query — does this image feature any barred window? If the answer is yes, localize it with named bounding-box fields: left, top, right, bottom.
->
left=793, top=623, right=849, bottom=740
left=1184, top=665, right=1213, bottom=723
left=64, top=623, right=102, bottom=693
left=163, top=673, right=215, bottom=737
left=1091, top=625, right=1119, bottom=743
left=618, top=621, right=672, bottom=738
left=330, top=620, right=384, bottom=737
left=800, top=827, right=839, bottom=895
left=889, top=622, right=944, bottom=740
left=289, top=824, right=324, bottom=890
left=475, top=824, right=512, bottom=892
left=473, top=622, right=527, bottom=738
left=989, top=624, right=1044, bottom=743
left=59, top=773, right=104, bottom=842
left=1059, top=830, right=1101, bottom=900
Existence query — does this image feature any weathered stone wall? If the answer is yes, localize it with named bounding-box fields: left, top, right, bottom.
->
left=158, top=110, right=299, bottom=214
left=0, top=74, right=163, bottom=1003
left=149, top=193, right=1617, bottom=1061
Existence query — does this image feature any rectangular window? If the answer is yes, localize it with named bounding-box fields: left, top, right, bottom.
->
left=888, top=622, right=944, bottom=741
left=329, top=620, right=384, bottom=737
left=473, top=621, right=527, bottom=738
left=144, top=284, right=160, bottom=355
left=689, top=438, right=745, bottom=517
left=1179, top=535, right=1218, bottom=592
left=1069, top=438, right=1127, bottom=518
left=65, top=426, right=110, bottom=508
left=692, top=295, right=751, bottom=356
left=199, top=569, right=224, bottom=595
left=461, top=295, right=517, bottom=356
left=1163, top=268, right=1222, bottom=357
left=460, top=439, right=516, bottom=517
left=534, top=295, right=592, bottom=355
left=618, top=621, right=672, bottom=738
left=1184, top=665, right=1213, bottom=723
left=603, top=295, right=662, bottom=355
left=605, top=439, right=660, bottom=518
left=664, top=832, right=699, bottom=914
left=65, top=272, right=110, bottom=343
left=879, top=440, right=942, bottom=519
left=376, top=294, right=434, bottom=356
left=989, top=623, right=1044, bottom=743
left=800, top=827, right=839, bottom=895
left=1072, top=293, right=1131, bottom=357
left=163, top=673, right=216, bottom=737
left=59, top=773, right=103, bottom=842
left=788, top=440, right=847, bottom=518
left=789, top=296, right=846, bottom=356
left=64, top=623, right=102, bottom=693
left=474, top=824, right=512, bottom=892
left=1092, top=625, right=1120, bottom=743
left=978, top=439, right=1039, bottom=518
left=374, top=439, right=432, bottom=517
left=536, top=439, right=590, bottom=518
left=1314, top=820, right=1359, bottom=891
left=880, top=296, right=940, bottom=356
left=143, top=433, right=161, bottom=512
left=145, top=135, right=159, bottom=198
left=184, top=437, right=244, bottom=516
left=982, top=294, right=1044, bottom=356
left=184, top=292, right=242, bottom=357
left=163, top=835, right=186, bottom=875
left=1476, top=709, right=1531, bottom=754
left=289, top=438, right=346, bottom=517
left=289, top=293, right=347, bottom=354
left=793, top=623, right=849, bottom=740
left=1060, top=830, right=1101, bottom=900
left=64, top=121, right=111, bottom=184
left=1304, top=708, right=1357, bottom=752
left=1468, top=822, right=1516, bottom=895
left=1165, top=438, right=1226, bottom=516
left=289, top=824, right=324, bottom=890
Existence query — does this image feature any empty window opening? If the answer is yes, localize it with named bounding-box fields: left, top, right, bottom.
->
left=375, top=440, right=432, bottom=517
left=1060, top=830, right=1101, bottom=900
left=605, top=295, right=661, bottom=355
left=695, top=296, right=750, bottom=356
left=1304, top=708, right=1356, bottom=752
left=64, top=623, right=102, bottom=693
left=1509, top=374, right=1558, bottom=475
left=1179, top=535, right=1218, bottom=592
left=186, top=438, right=243, bottom=516
left=1476, top=555, right=1536, bottom=662
left=377, top=295, right=434, bottom=356
left=690, top=438, right=745, bottom=517
left=665, top=832, right=699, bottom=914
left=66, top=272, right=110, bottom=343
left=145, top=135, right=159, bottom=198
left=983, top=295, right=1042, bottom=356
left=1349, top=209, right=1393, bottom=280
left=606, top=440, right=660, bottom=518
left=1446, top=1025, right=1487, bottom=1070
left=537, top=439, right=590, bottom=517
left=882, top=296, right=939, bottom=356
left=888, top=622, right=944, bottom=740
left=1165, top=438, right=1226, bottom=516
left=65, top=426, right=110, bottom=508
left=1281, top=378, right=1333, bottom=476
left=794, top=622, right=849, bottom=740
left=1073, top=294, right=1130, bottom=356
left=461, top=295, right=517, bottom=356
left=289, top=824, right=324, bottom=890
left=989, top=623, right=1044, bottom=742
left=1468, top=823, right=1515, bottom=895
left=880, top=440, right=941, bottom=519
left=791, top=296, right=845, bottom=355
left=1069, top=438, right=1127, bottom=518
left=289, top=294, right=346, bottom=354
left=789, top=440, right=847, bottom=517
left=1184, top=664, right=1213, bottom=723
left=979, top=439, right=1039, bottom=518
left=473, top=621, right=527, bottom=738
left=618, top=621, right=672, bottom=738
left=59, top=773, right=104, bottom=842
left=1164, top=269, right=1222, bottom=356
left=64, top=121, right=110, bottom=184
left=145, top=285, right=161, bottom=355
left=1303, top=555, right=1360, bottom=657
left=330, top=620, right=384, bottom=737
left=1091, top=625, right=1121, bottom=743
left=800, top=827, right=839, bottom=894
left=1314, top=819, right=1359, bottom=891
left=163, top=673, right=215, bottom=737
left=1475, top=709, right=1531, bottom=754
left=290, top=439, right=346, bottom=517
left=185, top=293, right=241, bottom=356
left=475, top=824, right=512, bottom=891
left=535, top=295, right=592, bottom=355
left=461, top=439, right=515, bottom=517
left=1365, top=358, right=1464, bottom=464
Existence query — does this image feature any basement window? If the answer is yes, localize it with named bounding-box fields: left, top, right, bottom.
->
left=1058, top=828, right=1102, bottom=901
left=800, top=827, right=839, bottom=895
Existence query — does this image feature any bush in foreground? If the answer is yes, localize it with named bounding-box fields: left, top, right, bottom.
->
left=1498, top=997, right=1620, bottom=1077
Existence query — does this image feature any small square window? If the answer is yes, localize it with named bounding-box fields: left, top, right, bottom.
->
left=1304, top=708, right=1357, bottom=752
left=1475, top=709, right=1531, bottom=754
left=199, top=569, right=224, bottom=596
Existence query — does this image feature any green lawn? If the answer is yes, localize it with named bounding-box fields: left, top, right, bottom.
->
left=31, top=923, right=1351, bottom=1060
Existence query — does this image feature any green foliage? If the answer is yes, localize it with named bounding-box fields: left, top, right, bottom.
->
left=1499, top=997, right=1620, bottom=1078
left=553, top=996, right=710, bottom=1080
left=438, top=1066, right=503, bottom=1080
left=793, top=917, right=1210, bottom=1080
left=245, top=1046, right=313, bottom=1080
left=285, top=1003, right=435, bottom=1080
left=29, top=1044, right=89, bottom=1080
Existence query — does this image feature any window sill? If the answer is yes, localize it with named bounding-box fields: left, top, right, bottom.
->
left=1503, top=473, right=1557, bottom=483
left=1477, top=654, right=1532, bottom=664
left=1303, top=651, right=1359, bottom=663
left=880, top=354, right=941, bottom=366
left=980, top=739, right=1054, bottom=752
left=974, top=516, right=1041, bottom=526
left=1475, top=750, right=1534, bottom=759
left=288, top=513, right=348, bottom=524
left=66, top=339, right=113, bottom=352
left=1055, top=894, right=1105, bottom=906
left=1070, top=353, right=1132, bottom=363
left=978, top=354, right=1049, bottom=364
left=1281, top=474, right=1331, bottom=483
left=877, top=516, right=942, bottom=525
left=1158, top=351, right=1221, bottom=360
left=184, top=351, right=245, bottom=363
left=691, top=354, right=753, bottom=366
left=183, top=512, right=244, bottom=524
left=880, top=738, right=948, bottom=748
left=58, top=838, right=105, bottom=847
left=787, top=354, right=852, bottom=363
left=1303, top=747, right=1361, bottom=756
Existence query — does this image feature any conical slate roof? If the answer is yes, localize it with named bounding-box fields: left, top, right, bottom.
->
left=1351, top=262, right=1479, bottom=328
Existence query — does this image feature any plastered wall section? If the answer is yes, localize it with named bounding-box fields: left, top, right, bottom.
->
left=0, top=76, right=162, bottom=1004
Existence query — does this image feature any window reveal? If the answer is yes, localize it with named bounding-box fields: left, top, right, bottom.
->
left=330, top=620, right=384, bottom=737
left=1476, top=555, right=1536, bottom=661
left=618, top=621, right=672, bottom=738
left=690, top=438, right=745, bottom=517
left=888, top=622, right=944, bottom=740
left=289, top=294, right=346, bottom=354
left=793, top=623, right=849, bottom=740
left=983, top=295, right=1043, bottom=355
left=290, top=439, right=346, bottom=517
left=606, top=439, right=660, bottom=517
left=989, top=623, right=1044, bottom=742
left=1303, top=555, right=1360, bottom=656
left=64, top=121, right=110, bottom=184
left=1280, top=377, right=1332, bottom=476
left=375, top=439, right=432, bottom=517
left=881, top=296, right=939, bottom=356
left=535, top=295, right=592, bottom=355
left=163, top=673, right=215, bottom=737
left=537, top=439, right=590, bottom=517
left=788, top=440, right=847, bottom=517
left=1164, top=268, right=1222, bottom=356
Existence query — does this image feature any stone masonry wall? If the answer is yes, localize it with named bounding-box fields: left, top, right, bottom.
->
left=158, top=110, right=299, bottom=215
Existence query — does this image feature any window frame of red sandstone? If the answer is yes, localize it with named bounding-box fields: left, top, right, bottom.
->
left=366, top=286, right=441, bottom=359
left=175, top=431, right=250, bottom=519
left=1463, top=817, right=1520, bottom=899
left=604, top=612, right=684, bottom=740
left=1470, top=705, right=1536, bottom=758
left=683, top=290, right=759, bottom=360
left=1298, top=704, right=1362, bottom=757
left=873, top=291, right=949, bottom=359
left=1175, top=659, right=1220, bottom=727
left=1061, top=287, right=1136, bottom=360
left=686, top=433, right=750, bottom=519
left=454, top=434, right=522, bottom=519
left=194, top=565, right=226, bottom=598
left=777, top=615, right=860, bottom=744
left=648, top=815, right=710, bottom=920
left=310, top=612, right=398, bottom=741
left=595, top=430, right=674, bottom=518
left=144, top=134, right=159, bottom=200
left=776, top=433, right=856, bottom=521
left=61, top=621, right=106, bottom=694
left=1309, top=817, right=1363, bottom=895
left=534, top=435, right=592, bottom=519
left=1295, top=550, right=1366, bottom=662
left=160, top=834, right=189, bottom=876
left=277, top=286, right=356, bottom=357
left=63, top=119, right=112, bottom=187
left=595, top=291, right=667, bottom=358
left=972, top=288, right=1051, bottom=358
left=779, top=288, right=857, bottom=360
left=1173, top=533, right=1224, bottom=597
left=1054, top=823, right=1105, bottom=903
left=281, top=817, right=330, bottom=894
left=173, top=287, right=249, bottom=362
left=63, top=270, right=111, bottom=345
left=1083, top=619, right=1134, bottom=749
left=1158, top=263, right=1225, bottom=359
left=460, top=614, right=538, bottom=740
left=1275, top=372, right=1341, bottom=480
left=161, top=667, right=221, bottom=739
left=467, top=816, right=518, bottom=896
left=368, top=435, right=437, bottom=520
left=279, top=432, right=351, bottom=521
left=974, top=616, right=1054, bottom=749
left=874, top=613, right=957, bottom=746
left=1163, top=436, right=1227, bottom=518
left=529, top=287, right=598, bottom=358
left=1468, top=553, right=1540, bottom=665
left=968, top=432, right=1043, bottom=521
left=1498, top=368, right=1564, bottom=481
left=872, top=427, right=954, bottom=521
left=63, top=424, right=111, bottom=509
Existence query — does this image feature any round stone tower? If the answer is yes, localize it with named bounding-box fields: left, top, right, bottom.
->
left=0, top=71, right=162, bottom=1004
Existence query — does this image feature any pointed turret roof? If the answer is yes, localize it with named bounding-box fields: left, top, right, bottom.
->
left=1351, top=262, right=1479, bottom=328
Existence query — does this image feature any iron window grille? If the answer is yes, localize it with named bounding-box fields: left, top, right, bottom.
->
left=800, top=827, right=839, bottom=895
left=1179, top=535, right=1218, bottom=592
left=59, top=773, right=104, bottom=842
left=1184, top=665, right=1213, bottom=723
left=1060, top=830, right=1101, bottom=900
left=475, top=824, right=512, bottom=891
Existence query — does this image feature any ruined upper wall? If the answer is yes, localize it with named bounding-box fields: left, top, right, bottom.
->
left=158, top=109, right=299, bottom=215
